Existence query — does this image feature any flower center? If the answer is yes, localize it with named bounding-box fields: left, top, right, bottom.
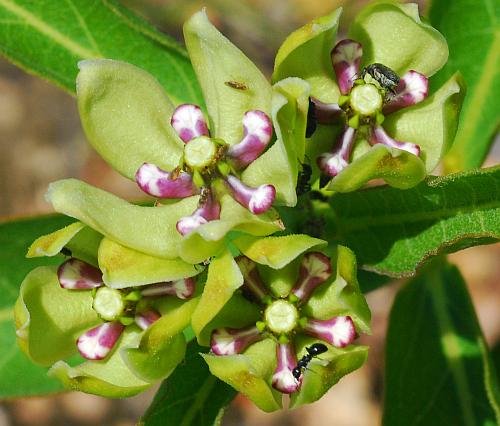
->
left=92, top=287, right=125, bottom=321
left=264, top=300, right=299, bottom=334
left=349, top=84, right=383, bottom=116
left=184, top=136, right=217, bottom=169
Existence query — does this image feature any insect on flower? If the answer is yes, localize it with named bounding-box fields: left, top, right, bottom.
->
left=292, top=343, right=328, bottom=381
left=361, top=63, right=400, bottom=94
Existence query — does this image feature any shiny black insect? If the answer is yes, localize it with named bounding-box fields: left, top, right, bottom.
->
left=296, top=162, right=312, bottom=196
left=292, top=343, right=328, bottom=380
left=305, top=98, right=317, bottom=138
left=361, top=63, right=400, bottom=93
left=224, top=80, right=248, bottom=90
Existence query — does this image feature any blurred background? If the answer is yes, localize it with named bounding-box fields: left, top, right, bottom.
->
left=0, top=0, right=498, bottom=425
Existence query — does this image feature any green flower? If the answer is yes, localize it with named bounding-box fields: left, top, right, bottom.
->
left=16, top=222, right=203, bottom=397
left=46, top=10, right=310, bottom=264
left=273, top=1, right=465, bottom=192
left=191, top=234, right=371, bottom=411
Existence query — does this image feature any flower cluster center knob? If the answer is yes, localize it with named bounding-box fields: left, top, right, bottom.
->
left=135, top=104, right=276, bottom=236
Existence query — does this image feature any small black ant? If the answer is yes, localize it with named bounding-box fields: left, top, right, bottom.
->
left=292, top=343, right=328, bottom=381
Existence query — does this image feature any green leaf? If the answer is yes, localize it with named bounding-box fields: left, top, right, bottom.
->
left=326, top=166, right=500, bottom=277
left=0, top=0, right=202, bottom=104
left=0, top=214, right=74, bottom=397
left=139, top=341, right=237, bottom=426
left=429, top=0, right=500, bottom=171
left=383, top=260, right=500, bottom=425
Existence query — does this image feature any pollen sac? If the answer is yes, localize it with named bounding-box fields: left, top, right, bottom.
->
left=370, top=125, right=420, bottom=156
left=272, top=343, right=301, bottom=394
left=225, top=175, right=276, bottom=215
left=291, top=252, right=332, bottom=302
left=135, top=163, right=198, bottom=198
left=226, top=110, right=273, bottom=168
left=141, top=277, right=196, bottom=300
left=77, top=322, right=125, bottom=360
left=171, top=103, right=210, bottom=143
left=331, top=39, right=363, bottom=95
left=383, top=70, right=429, bottom=115
left=317, top=127, right=356, bottom=177
left=211, top=325, right=263, bottom=356
left=304, top=316, right=356, bottom=348
left=57, top=258, right=103, bottom=290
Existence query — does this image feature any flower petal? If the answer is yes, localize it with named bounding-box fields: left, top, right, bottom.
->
left=97, top=238, right=201, bottom=289
left=273, top=8, right=342, bottom=103
left=383, top=72, right=466, bottom=173
left=242, top=78, right=310, bottom=206
left=47, top=179, right=198, bottom=259
left=328, top=143, right=426, bottom=192
left=48, top=328, right=151, bottom=398
left=291, top=252, right=332, bottom=303
left=184, top=10, right=271, bottom=145
left=303, top=246, right=371, bottom=335
left=225, top=175, right=276, bottom=215
left=14, top=267, right=100, bottom=366
left=304, top=316, right=356, bottom=347
left=134, top=308, right=161, bottom=331
left=235, top=256, right=269, bottom=302
left=289, top=337, right=368, bottom=409
left=317, top=126, right=357, bottom=177
left=349, top=2, right=448, bottom=77
left=141, top=278, right=196, bottom=300
left=176, top=187, right=221, bottom=236
left=58, top=258, right=103, bottom=289
left=77, top=322, right=125, bottom=360
left=178, top=194, right=283, bottom=264
left=202, top=338, right=282, bottom=412
left=77, top=60, right=184, bottom=180
left=211, top=325, right=263, bottom=355
left=192, top=250, right=244, bottom=345
left=233, top=234, right=326, bottom=269
left=122, top=297, right=198, bottom=382
left=171, top=104, right=209, bottom=143
left=135, top=163, right=197, bottom=199
left=272, top=343, right=301, bottom=394
left=226, top=110, right=273, bottom=168
left=27, top=222, right=102, bottom=267
left=370, top=126, right=420, bottom=157
left=383, top=70, right=429, bottom=114
left=331, top=39, right=363, bottom=95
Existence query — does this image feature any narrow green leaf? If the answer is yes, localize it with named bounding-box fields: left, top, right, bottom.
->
left=139, top=341, right=236, bottom=426
left=325, top=166, right=500, bottom=277
left=383, top=260, right=500, bottom=425
left=429, top=0, right=500, bottom=171
left=0, top=0, right=202, bottom=104
left=0, top=214, right=73, bottom=398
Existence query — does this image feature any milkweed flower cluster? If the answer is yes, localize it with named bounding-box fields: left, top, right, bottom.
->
left=15, top=1, right=464, bottom=410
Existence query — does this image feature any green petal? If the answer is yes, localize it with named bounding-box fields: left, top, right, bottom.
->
left=349, top=1, right=448, bottom=77
left=242, top=78, right=310, bottom=206
left=14, top=266, right=100, bottom=366
left=179, top=194, right=284, bottom=264
left=27, top=222, right=84, bottom=258
left=47, top=179, right=198, bottom=259
left=191, top=250, right=243, bottom=345
left=290, top=335, right=368, bottom=408
left=273, top=8, right=342, bottom=103
left=122, top=297, right=199, bottom=382
left=98, top=238, right=201, bottom=289
left=195, top=293, right=261, bottom=348
left=303, top=246, right=371, bottom=334
left=329, top=144, right=426, bottom=192
left=77, top=59, right=183, bottom=180
left=384, top=72, right=466, bottom=173
left=233, top=234, right=326, bottom=269
left=48, top=327, right=151, bottom=398
left=183, top=10, right=271, bottom=145
left=202, top=338, right=282, bottom=412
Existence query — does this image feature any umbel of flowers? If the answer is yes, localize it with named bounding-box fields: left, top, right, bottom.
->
left=15, top=221, right=203, bottom=397
left=191, top=234, right=370, bottom=412
left=273, top=1, right=465, bottom=192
